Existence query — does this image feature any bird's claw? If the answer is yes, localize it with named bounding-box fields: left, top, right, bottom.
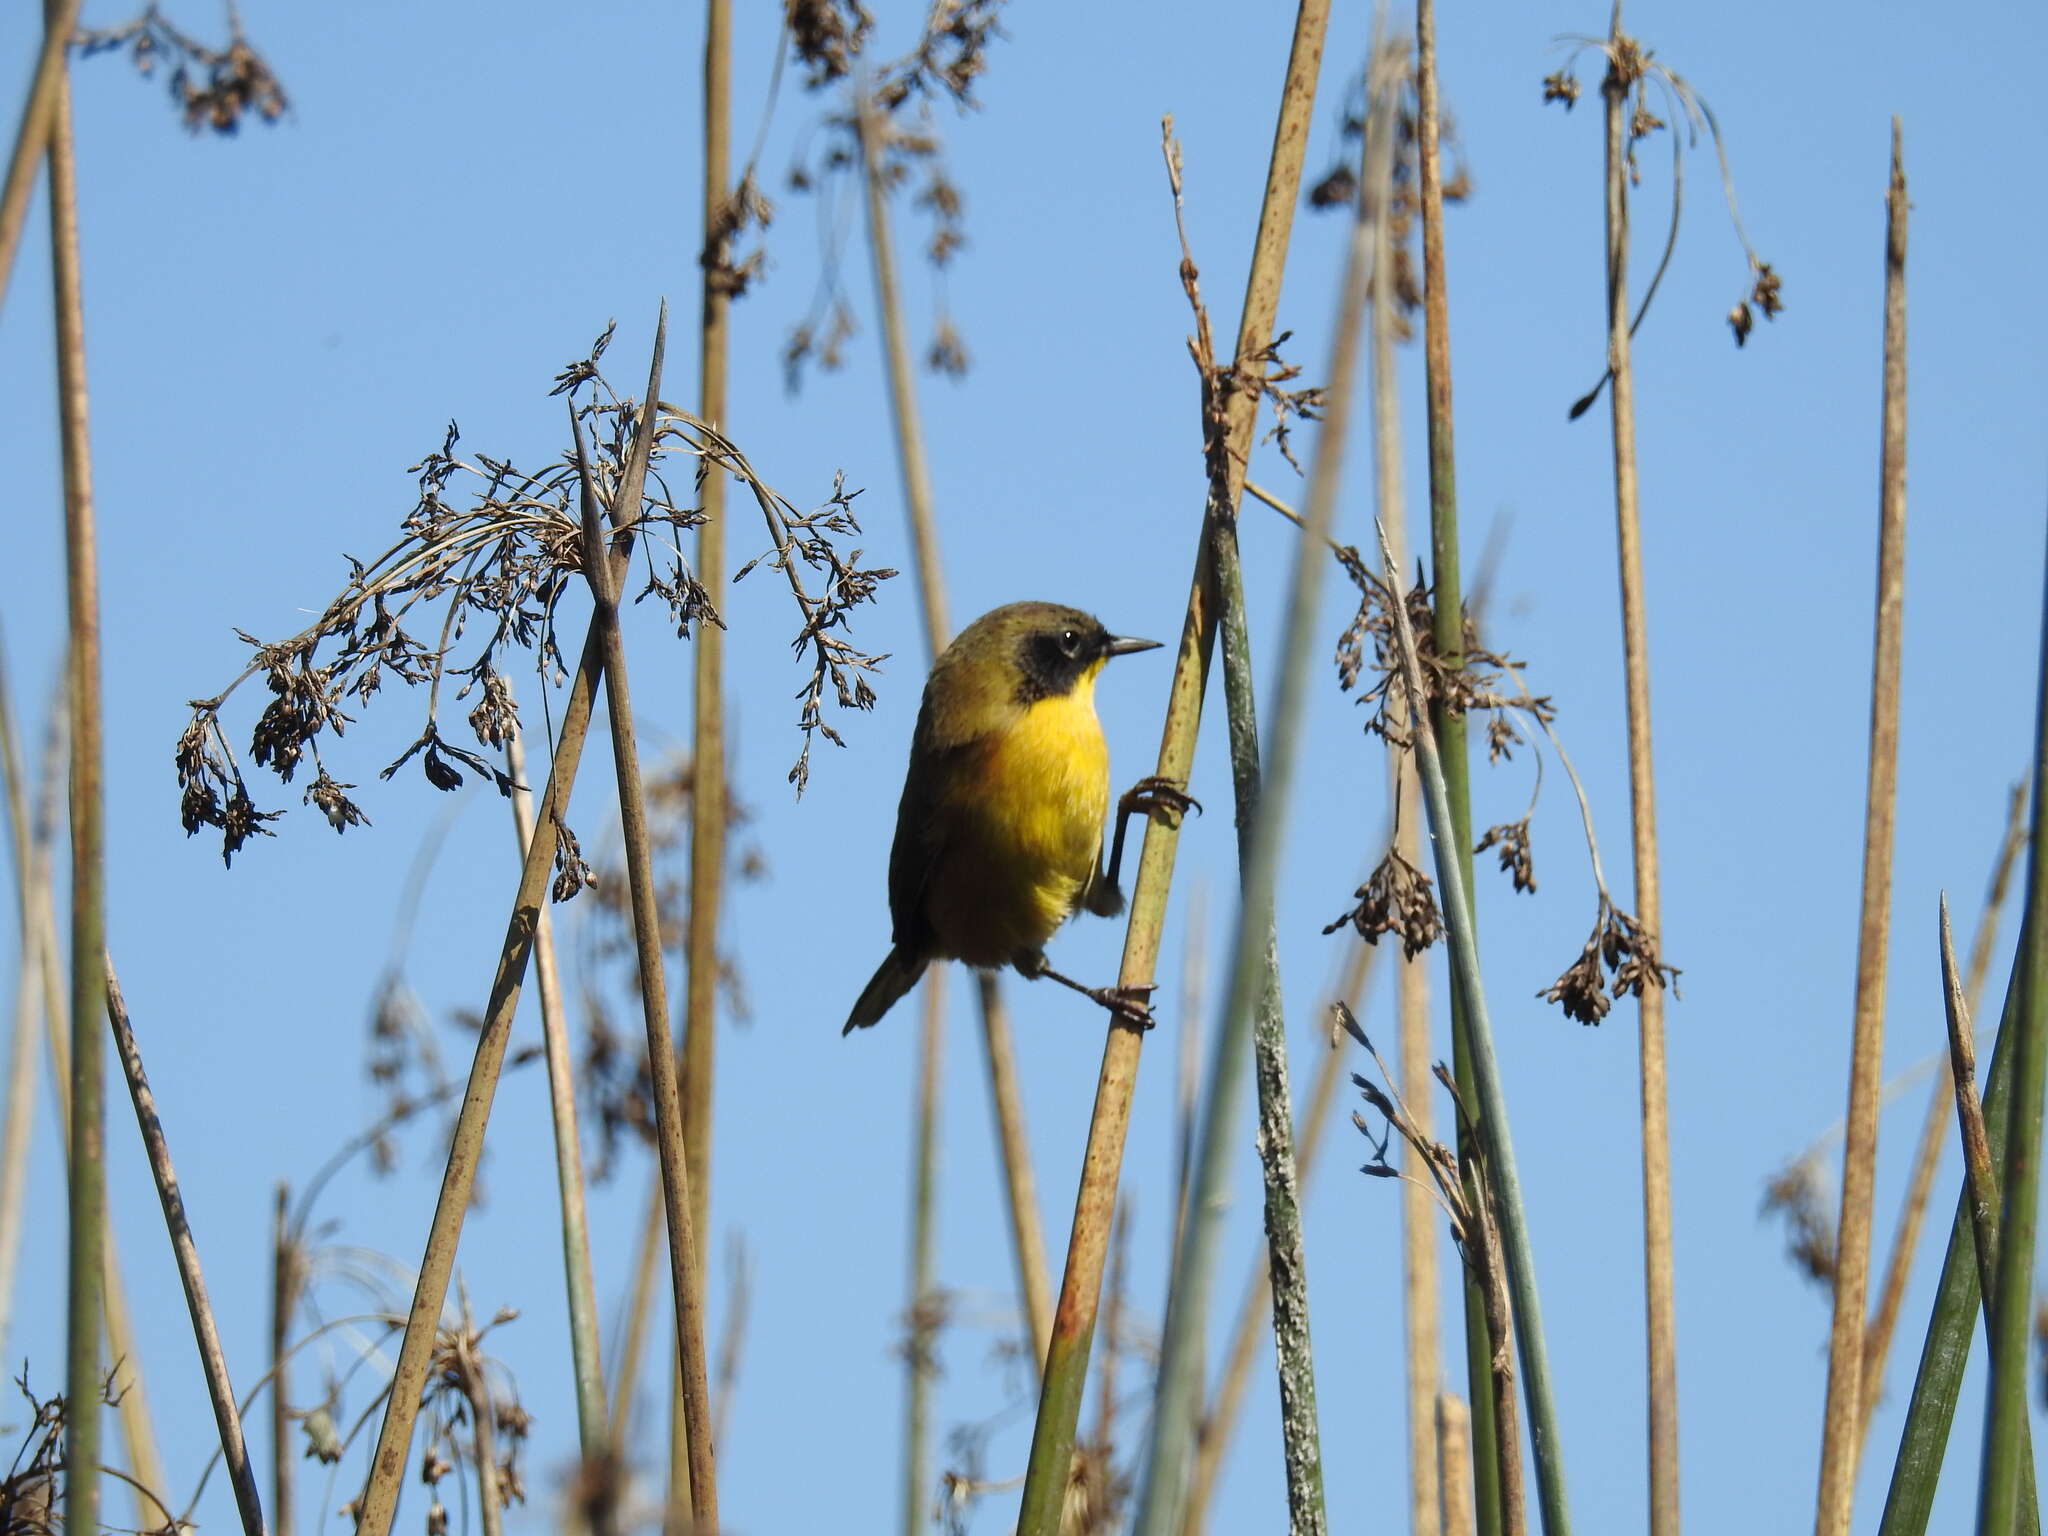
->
left=1119, top=775, right=1201, bottom=829
left=1087, top=982, right=1157, bottom=1031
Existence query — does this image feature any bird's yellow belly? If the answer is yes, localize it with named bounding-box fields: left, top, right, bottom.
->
left=926, top=692, right=1109, bottom=969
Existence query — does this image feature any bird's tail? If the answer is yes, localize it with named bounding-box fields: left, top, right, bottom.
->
left=843, top=946, right=929, bottom=1034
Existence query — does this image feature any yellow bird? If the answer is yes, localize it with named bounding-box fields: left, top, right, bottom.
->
left=843, top=601, right=1187, bottom=1034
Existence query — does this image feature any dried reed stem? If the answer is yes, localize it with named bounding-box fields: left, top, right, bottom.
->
left=15, top=690, right=165, bottom=1516
left=1813, top=120, right=1905, bottom=1536
left=1015, top=0, right=1333, bottom=1502
left=1413, top=5, right=1500, bottom=1524
left=1367, top=32, right=1444, bottom=1524
left=271, top=1186, right=297, bottom=1536
left=1379, top=535, right=1573, bottom=1532
left=1595, top=10, right=1679, bottom=1530
left=1939, top=901, right=2002, bottom=1297
left=610, top=1173, right=665, bottom=1445
left=905, top=973, right=944, bottom=1536
left=47, top=27, right=107, bottom=1530
left=856, top=92, right=1053, bottom=1393
left=679, top=23, right=732, bottom=1515
left=0, top=0, right=83, bottom=316
left=103, top=958, right=267, bottom=1536
left=1440, top=1393, right=1476, bottom=1536
left=1858, top=786, right=2027, bottom=1440
left=571, top=346, right=717, bottom=1527
left=505, top=715, right=606, bottom=1459
left=978, top=972, right=1052, bottom=1365
left=1183, top=935, right=1373, bottom=1535
left=1143, top=22, right=1387, bottom=1515
left=0, top=643, right=42, bottom=1345
left=353, top=446, right=647, bottom=1536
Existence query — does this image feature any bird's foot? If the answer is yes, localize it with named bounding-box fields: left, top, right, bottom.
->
left=1119, top=775, right=1201, bottom=830
left=1085, top=981, right=1157, bottom=1031
left=1023, top=955, right=1158, bottom=1030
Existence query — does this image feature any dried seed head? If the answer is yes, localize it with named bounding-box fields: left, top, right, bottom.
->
left=1324, top=848, right=1444, bottom=960
left=1761, top=1158, right=1837, bottom=1286
left=1474, top=817, right=1536, bottom=895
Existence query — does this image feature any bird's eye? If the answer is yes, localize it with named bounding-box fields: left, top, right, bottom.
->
left=1059, top=630, right=1081, bottom=657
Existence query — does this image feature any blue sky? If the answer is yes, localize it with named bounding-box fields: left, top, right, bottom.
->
left=2, top=0, right=2046, bottom=1532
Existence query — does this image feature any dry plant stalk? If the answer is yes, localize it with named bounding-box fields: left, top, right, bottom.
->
left=568, top=369, right=717, bottom=1525
left=675, top=0, right=734, bottom=1505
left=1938, top=898, right=2001, bottom=1290
left=1590, top=10, right=1681, bottom=1527
left=101, top=958, right=267, bottom=1536
left=1014, top=2, right=1332, bottom=1520
left=504, top=714, right=605, bottom=1460
left=0, top=0, right=84, bottom=316
left=7, top=686, right=167, bottom=1518
left=1812, top=121, right=1906, bottom=1536
left=44, top=29, right=109, bottom=1535
left=1183, top=933, right=1375, bottom=1534
left=1343, top=1009, right=1523, bottom=1532
left=1440, top=1393, right=1476, bottom=1536
left=1358, top=32, right=1446, bottom=1527
left=1411, top=1, right=1503, bottom=1518
left=270, top=1186, right=297, bottom=1536
left=0, top=648, right=44, bottom=1344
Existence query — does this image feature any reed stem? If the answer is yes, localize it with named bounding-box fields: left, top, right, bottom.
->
left=47, top=24, right=107, bottom=1530
left=1012, top=2, right=1331, bottom=1519
left=1413, top=3, right=1500, bottom=1523
left=505, top=713, right=606, bottom=1461
left=1596, top=12, right=1679, bottom=1528
left=571, top=344, right=718, bottom=1528
left=1814, top=120, right=1906, bottom=1536
left=103, top=957, right=267, bottom=1536
left=1379, top=534, right=1573, bottom=1534
left=0, top=0, right=82, bottom=316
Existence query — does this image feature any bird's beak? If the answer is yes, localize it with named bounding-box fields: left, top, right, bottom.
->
left=1105, top=635, right=1163, bottom=658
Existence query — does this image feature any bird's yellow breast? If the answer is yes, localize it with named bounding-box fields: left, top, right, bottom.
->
left=923, top=666, right=1110, bottom=968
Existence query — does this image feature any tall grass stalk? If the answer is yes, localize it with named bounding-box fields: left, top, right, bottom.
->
left=675, top=0, right=733, bottom=1514
left=1363, top=33, right=1445, bottom=1528
left=610, top=1173, right=665, bottom=1445
left=1594, top=10, right=1680, bottom=1528
left=855, top=94, right=1055, bottom=1395
left=1183, top=934, right=1374, bottom=1535
left=1814, top=120, right=1906, bottom=1536
left=1137, top=34, right=1400, bottom=1523
left=102, top=958, right=267, bottom=1536
left=1413, top=4, right=1501, bottom=1523
left=1859, top=785, right=2027, bottom=1442
left=505, top=715, right=606, bottom=1460
left=1979, top=503, right=2048, bottom=1522
left=47, top=25, right=108, bottom=1530
left=352, top=406, right=653, bottom=1536
left=14, top=685, right=165, bottom=1516
left=569, top=354, right=718, bottom=1526
left=0, top=0, right=82, bottom=316
left=0, top=644, right=42, bottom=1345
left=1378, top=531, right=1573, bottom=1534
left=1012, top=0, right=1332, bottom=1507
left=270, top=1186, right=297, bottom=1536
left=1441, top=1394, right=1476, bottom=1536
